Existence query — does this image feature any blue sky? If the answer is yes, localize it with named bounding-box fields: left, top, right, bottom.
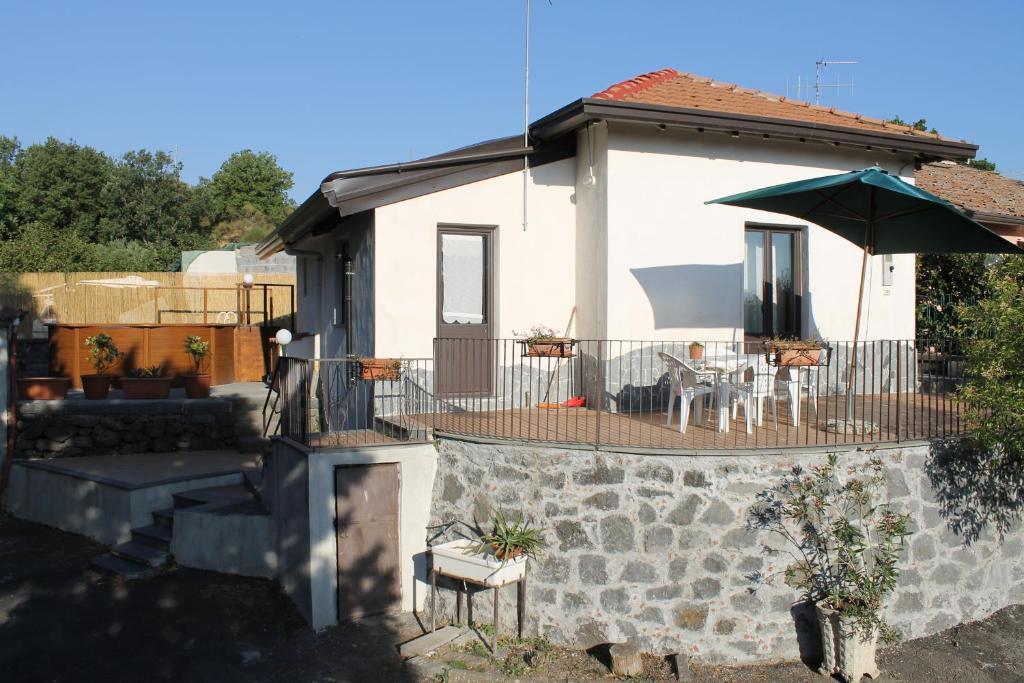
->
left=3, top=1, right=1021, bottom=201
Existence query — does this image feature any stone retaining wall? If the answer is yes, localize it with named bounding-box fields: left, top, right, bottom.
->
left=15, top=398, right=239, bottom=458
left=428, top=439, right=1024, bottom=663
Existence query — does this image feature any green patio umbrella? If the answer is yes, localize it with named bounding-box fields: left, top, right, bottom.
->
left=706, top=166, right=1021, bottom=419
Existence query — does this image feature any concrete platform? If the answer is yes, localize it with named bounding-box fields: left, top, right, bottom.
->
left=5, top=451, right=258, bottom=544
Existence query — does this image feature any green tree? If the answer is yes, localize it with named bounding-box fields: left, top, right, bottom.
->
left=967, top=158, right=997, bottom=171
left=13, top=137, right=114, bottom=237
left=937, top=256, right=1024, bottom=540
left=0, top=135, right=21, bottom=239
left=202, top=149, right=295, bottom=226
left=916, top=253, right=989, bottom=339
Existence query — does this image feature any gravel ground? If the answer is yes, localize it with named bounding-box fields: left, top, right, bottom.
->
left=1, top=515, right=1020, bottom=682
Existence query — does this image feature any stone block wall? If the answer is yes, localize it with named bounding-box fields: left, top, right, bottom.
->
left=15, top=398, right=239, bottom=458
left=428, top=439, right=1024, bottom=663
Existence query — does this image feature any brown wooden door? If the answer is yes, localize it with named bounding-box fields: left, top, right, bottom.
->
left=436, top=227, right=494, bottom=395
left=335, top=463, right=401, bottom=621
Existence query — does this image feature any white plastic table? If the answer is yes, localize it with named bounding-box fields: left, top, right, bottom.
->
left=693, top=350, right=750, bottom=433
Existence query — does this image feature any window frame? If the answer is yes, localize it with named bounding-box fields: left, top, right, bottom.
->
left=743, top=222, right=805, bottom=340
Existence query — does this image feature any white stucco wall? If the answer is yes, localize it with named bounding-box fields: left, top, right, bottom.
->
left=604, top=123, right=916, bottom=343
left=373, top=158, right=577, bottom=358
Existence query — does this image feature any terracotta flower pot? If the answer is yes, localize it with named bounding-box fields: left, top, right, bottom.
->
left=17, top=377, right=71, bottom=400
left=491, top=544, right=525, bottom=561
left=183, top=374, right=211, bottom=399
left=121, top=377, right=172, bottom=400
left=689, top=344, right=704, bottom=361
left=81, top=374, right=114, bottom=400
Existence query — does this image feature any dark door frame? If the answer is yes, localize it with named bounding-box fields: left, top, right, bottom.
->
left=334, top=462, right=402, bottom=622
left=743, top=222, right=805, bottom=341
left=435, top=224, right=496, bottom=396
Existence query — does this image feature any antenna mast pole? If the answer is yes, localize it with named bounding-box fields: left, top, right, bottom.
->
left=522, top=0, right=530, bottom=231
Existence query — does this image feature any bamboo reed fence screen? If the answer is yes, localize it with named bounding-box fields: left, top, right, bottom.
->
left=0, top=272, right=296, bottom=337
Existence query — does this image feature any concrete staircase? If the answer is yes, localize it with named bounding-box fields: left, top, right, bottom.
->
left=90, top=483, right=259, bottom=578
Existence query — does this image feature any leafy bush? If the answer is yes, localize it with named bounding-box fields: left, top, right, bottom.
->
left=184, top=335, right=210, bottom=374
left=84, top=333, right=121, bottom=374
left=951, top=256, right=1024, bottom=538
left=748, top=454, right=911, bottom=642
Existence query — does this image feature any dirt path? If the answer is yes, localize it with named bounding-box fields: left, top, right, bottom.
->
left=1, top=515, right=1020, bottom=682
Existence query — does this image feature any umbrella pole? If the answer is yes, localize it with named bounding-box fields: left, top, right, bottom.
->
left=847, top=245, right=870, bottom=421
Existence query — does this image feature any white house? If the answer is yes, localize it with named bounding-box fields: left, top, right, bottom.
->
left=258, top=68, right=979, bottom=377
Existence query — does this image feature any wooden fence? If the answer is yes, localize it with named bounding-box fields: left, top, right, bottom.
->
left=0, top=272, right=296, bottom=337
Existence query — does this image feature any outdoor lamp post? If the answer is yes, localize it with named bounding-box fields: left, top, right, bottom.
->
left=242, top=273, right=255, bottom=325
left=275, top=328, right=292, bottom=357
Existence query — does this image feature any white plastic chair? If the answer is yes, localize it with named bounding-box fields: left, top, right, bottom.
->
left=659, top=352, right=715, bottom=434
left=730, top=357, right=779, bottom=434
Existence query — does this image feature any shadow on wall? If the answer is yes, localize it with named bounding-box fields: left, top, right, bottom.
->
left=630, top=264, right=742, bottom=331
left=925, top=437, right=1024, bottom=545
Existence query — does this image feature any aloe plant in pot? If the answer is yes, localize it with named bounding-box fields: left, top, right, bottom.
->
left=479, top=510, right=546, bottom=561
left=748, top=454, right=911, bottom=682
left=82, top=334, right=122, bottom=400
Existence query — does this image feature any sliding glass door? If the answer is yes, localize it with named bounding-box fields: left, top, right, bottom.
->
left=743, top=226, right=801, bottom=339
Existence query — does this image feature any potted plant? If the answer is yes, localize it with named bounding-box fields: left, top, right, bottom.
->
left=82, top=334, right=122, bottom=400
left=480, top=509, right=546, bottom=561
left=17, top=376, right=71, bottom=400
left=183, top=335, right=211, bottom=398
left=516, top=325, right=575, bottom=358
left=763, top=337, right=830, bottom=367
left=688, top=341, right=704, bottom=361
left=748, top=454, right=911, bottom=682
left=357, top=357, right=402, bottom=381
left=121, top=365, right=172, bottom=400
left=430, top=511, right=545, bottom=588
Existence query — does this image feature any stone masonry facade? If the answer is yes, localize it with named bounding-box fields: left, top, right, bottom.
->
left=428, top=439, right=1024, bottom=664
left=15, top=398, right=240, bottom=458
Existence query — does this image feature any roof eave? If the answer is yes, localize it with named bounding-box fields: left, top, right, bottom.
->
left=256, top=189, right=334, bottom=258
left=533, top=98, right=979, bottom=161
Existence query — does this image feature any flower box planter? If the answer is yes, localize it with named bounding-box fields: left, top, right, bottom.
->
left=520, top=338, right=575, bottom=358
left=816, top=605, right=880, bottom=682
left=81, top=374, right=114, bottom=400
left=121, top=377, right=172, bottom=400
left=183, top=374, right=211, bottom=399
left=764, top=343, right=831, bottom=367
left=430, top=539, right=527, bottom=588
left=358, top=359, right=402, bottom=382
left=16, top=377, right=70, bottom=400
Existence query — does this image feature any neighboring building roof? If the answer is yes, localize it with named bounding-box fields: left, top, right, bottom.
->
left=591, top=69, right=958, bottom=143
left=916, top=161, right=1024, bottom=225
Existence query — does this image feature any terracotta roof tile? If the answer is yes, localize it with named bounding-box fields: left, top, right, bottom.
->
left=917, top=161, right=1024, bottom=220
left=592, top=68, right=963, bottom=143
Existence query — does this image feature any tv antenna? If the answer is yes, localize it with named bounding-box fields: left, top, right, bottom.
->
left=787, top=59, right=857, bottom=104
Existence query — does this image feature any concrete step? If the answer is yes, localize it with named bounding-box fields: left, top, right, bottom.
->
left=152, top=507, right=175, bottom=529
left=111, top=540, right=169, bottom=568
left=174, top=484, right=253, bottom=509
left=237, top=435, right=270, bottom=454
left=132, top=524, right=173, bottom=550
left=242, top=467, right=263, bottom=497
left=90, top=552, right=154, bottom=579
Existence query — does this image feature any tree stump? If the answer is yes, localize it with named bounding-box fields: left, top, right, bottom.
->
left=609, top=642, right=643, bottom=677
